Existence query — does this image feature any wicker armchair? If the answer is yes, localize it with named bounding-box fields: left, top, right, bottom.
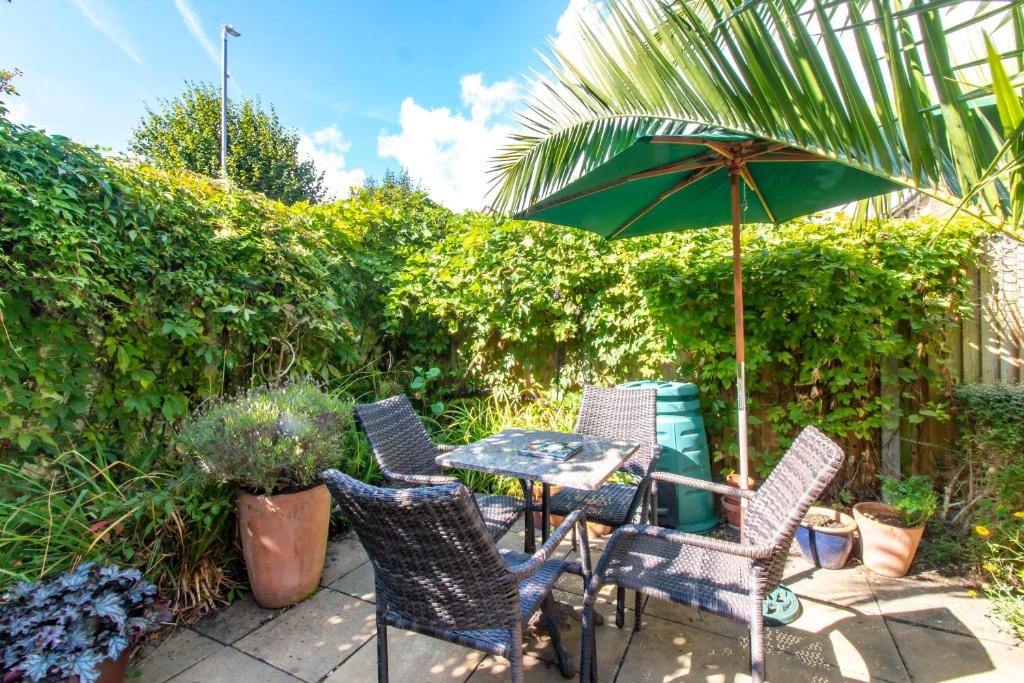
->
left=546, top=386, right=661, bottom=536
left=323, top=471, right=591, bottom=683
left=579, top=426, right=844, bottom=683
left=354, top=394, right=524, bottom=540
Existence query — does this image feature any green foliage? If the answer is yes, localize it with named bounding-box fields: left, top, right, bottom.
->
left=491, top=0, right=1024, bottom=233
left=129, top=81, right=325, bottom=204
left=0, top=117, right=366, bottom=460
left=880, top=474, right=939, bottom=528
left=0, top=66, right=21, bottom=114
left=1, top=562, right=167, bottom=682
left=953, top=382, right=1024, bottom=637
left=389, top=213, right=986, bottom=476
left=179, top=381, right=355, bottom=493
left=0, top=452, right=237, bottom=617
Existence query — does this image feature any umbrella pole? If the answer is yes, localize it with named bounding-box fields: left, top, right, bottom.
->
left=729, top=167, right=749, bottom=538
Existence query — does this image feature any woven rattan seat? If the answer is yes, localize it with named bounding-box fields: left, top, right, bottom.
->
left=323, top=471, right=591, bottom=682
left=354, top=394, right=523, bottom=540
left=546, top=385, right=661, bottom=532
left=579, top=426, right=844, bottom=683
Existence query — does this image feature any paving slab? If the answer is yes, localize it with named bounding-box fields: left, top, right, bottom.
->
left=524, top=588, right=632, bottom=677
left=235, top=588, right=376, bottom=682
left=329, top=559, right=376, bottom=602
left=617, top=611, right=857, bottom=682
left=888, top=619, right=1024, bottom=682
left=167, top=646, right=300, bottom=682
left=782, top=556, right=880, bottom=614
left=191, top=594, right=281, bottom=645
left=320, top=535, right=369, bottom=586
left=866, top=572, right=1019, bottom=647
left=467, top=654, right=577, bottom=682
left=640, top=595, right=908, bottom=682
left=131, top=628, right=223, bottom=682
left=324, top=628, right=483, bottom=682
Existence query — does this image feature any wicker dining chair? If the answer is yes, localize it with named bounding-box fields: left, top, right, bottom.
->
left=354, top=394, right=524, bottom=540
left=578, top=426, right=844, bottom=683
left=323, top=470, right=591, bottom=683
left=546, top=385, right=661, bottom=539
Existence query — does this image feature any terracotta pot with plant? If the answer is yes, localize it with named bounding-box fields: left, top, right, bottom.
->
left=0, top=563, right=168, bottom=683
left=721, top=472, right=756, bottom=529
left=853, top=474, right=938, bottom=578
left=179, top=381, right=353, bottom=608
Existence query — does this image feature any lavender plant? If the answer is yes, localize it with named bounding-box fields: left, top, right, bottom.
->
left=178, top=381, right=354, bottom=494
left=0, top=563, right=167, bottom=683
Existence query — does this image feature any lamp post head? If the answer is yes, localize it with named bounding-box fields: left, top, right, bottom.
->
left=223, top=24, right=240, bottom=37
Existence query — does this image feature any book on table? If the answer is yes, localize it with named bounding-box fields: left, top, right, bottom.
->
left=516, top=439, right=583, bottom=460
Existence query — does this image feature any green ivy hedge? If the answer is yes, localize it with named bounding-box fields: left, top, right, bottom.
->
left=387, top=214, right=987, bottom=486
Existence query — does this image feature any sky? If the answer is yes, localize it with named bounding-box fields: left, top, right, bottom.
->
left=0, top=0, right=594, bottom=210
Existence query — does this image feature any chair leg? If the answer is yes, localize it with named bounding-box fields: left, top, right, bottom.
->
left=580, top=596, right=601, bottom=683
left=376, top=620, right=389, bottom=683
left=615, top=586, right=625, bottom=629
left=571, top=524, right=578, bottom=553
left=749, top=590, right=765, bottom=683
left=510, top=620, right=524, bottom=683
left=633, top=591, right=644, bottom=632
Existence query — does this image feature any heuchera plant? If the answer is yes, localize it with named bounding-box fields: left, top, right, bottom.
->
left=0, top=563, right=168, bottom=683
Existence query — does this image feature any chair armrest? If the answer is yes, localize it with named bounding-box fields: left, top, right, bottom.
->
left=650, top=471, right=755, bottom=499
left=436, top=444, right=458, bottom=453
left=599, top=525, right=773, bottom=570
left=507, top=510, right=591, bottom=582
left=383, top=467, right=458, bottom=487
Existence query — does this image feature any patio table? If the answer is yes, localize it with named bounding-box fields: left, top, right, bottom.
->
left=437, top=428, right=639, bottom=553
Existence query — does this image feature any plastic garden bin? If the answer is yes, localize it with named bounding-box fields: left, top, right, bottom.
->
left=617, top=381, right=718, bottom=533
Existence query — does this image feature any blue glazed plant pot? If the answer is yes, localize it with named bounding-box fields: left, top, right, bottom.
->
left=796, top=506, right=857, bottom=570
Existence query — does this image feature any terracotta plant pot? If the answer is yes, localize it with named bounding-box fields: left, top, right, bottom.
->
left=530, top=485, right=614, bottom=537
left=796, top=505, right=857, bottom=569
left=70, top=648, right=130, bottom=683
left=852, top=502, right=925, bottom=578
left=238, top=483, right=331, bottom=608
left=722, top=473, right=756, bottom=529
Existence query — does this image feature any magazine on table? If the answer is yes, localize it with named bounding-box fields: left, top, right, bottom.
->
left=516, top=439, right=583, bottom=460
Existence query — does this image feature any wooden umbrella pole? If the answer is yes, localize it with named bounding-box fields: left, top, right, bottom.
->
left=730, top=165, right=749, bottom=538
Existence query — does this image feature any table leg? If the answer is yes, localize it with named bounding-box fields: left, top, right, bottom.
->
left=542, top=483, right=551, bottom=545
left=522, top=479, right=536, bottom=554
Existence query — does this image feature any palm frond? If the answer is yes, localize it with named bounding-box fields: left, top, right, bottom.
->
left=491, top=0, right=1024, bottom=234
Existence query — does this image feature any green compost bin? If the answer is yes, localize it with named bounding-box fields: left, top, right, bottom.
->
left=618, top=381, right=718, bottom=534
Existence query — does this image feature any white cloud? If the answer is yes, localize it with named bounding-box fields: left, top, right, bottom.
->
left=297, top=125, right=366, bottom=200
left=4, top=101, right=33, bottom=125
left=172, top=0, right=219, bottom=65
left=70, top=0, right=142, bottom=64
left=377, top=74, right=520, bottom=212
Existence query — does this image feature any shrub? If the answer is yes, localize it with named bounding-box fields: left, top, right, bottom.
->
left=953, top=382, right=1024, bottom=637
left=178, top=381, right=355, bottom=493
left=880, top=474, right=939, bottom=527
left=1, top=563, right=168, bottom=683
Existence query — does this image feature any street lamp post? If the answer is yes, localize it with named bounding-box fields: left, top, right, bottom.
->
left=220, top=24, right=241, bottom=180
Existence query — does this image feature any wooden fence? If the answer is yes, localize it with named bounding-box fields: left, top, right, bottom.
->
left=883, top=234, right=1024, bottom=478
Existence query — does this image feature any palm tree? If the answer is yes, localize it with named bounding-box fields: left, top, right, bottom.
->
left=491, top=0, right=1023, bottom=234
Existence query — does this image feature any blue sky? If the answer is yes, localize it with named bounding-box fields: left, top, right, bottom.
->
left=1, top=0, right=587, bottom=209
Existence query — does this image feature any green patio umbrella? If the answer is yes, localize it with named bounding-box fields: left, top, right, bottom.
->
left=516, top=133, right=901, bottom=510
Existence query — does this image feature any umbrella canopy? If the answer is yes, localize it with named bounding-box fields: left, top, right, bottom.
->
left=518, top=134, right=900, bottom=236
left=515, top=133, right=901, bottom=505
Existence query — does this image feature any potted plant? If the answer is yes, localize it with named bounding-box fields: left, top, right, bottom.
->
left=853, top=474, right=939, bottom=577
left=0, top=563, right=167, bottom=683
left=721, top=472, right=756, bottom=530
left=179, top=380, right=353, bottom=608
left=796, top=506, right=858, bottom=569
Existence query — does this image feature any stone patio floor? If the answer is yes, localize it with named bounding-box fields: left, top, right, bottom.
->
left=131, top=521, right=1024, bottom=682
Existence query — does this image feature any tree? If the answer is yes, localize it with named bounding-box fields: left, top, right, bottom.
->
left=491, top=0, right=1024, bottom=234
left=130, top=82, right=324, bottom=204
